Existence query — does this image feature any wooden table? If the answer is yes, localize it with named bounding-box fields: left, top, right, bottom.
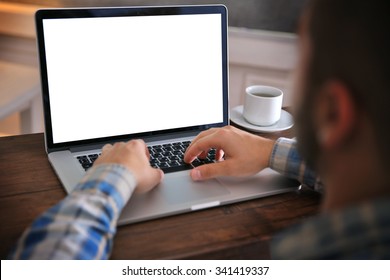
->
left=0, top=131, right=321, bottom=259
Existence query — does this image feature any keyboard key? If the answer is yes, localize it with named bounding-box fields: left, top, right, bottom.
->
left=82, top=163, right=93, bottom=170
left=169, top=161, right=180, bottom=167
left=159, top=157, right=169, bottom=163
left=77, top=155, right=95, bottom=171
left=157, top=162, right=169, bottom=169
left=171, top=150, right=182, bottom=155
left=191, top=159, right=203, bottom=167
left=167, top=155, right=179, bottom=161
left=77, top=156, right=90, bottom=165
left=88, top=154, right=99, bottom=163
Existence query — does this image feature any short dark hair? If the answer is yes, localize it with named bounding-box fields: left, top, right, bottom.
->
left=305, top=0, right=390, bottom=165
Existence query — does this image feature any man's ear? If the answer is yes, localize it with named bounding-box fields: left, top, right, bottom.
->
left=314, top=81, right=358, bottom=150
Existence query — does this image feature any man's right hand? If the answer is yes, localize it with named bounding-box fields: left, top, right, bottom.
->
left=184, top=126, right=275, bottom=181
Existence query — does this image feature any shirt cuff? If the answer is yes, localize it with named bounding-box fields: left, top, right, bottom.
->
left=269, top=137, right=318, bottom=188
left=74, top=164, right=137, bottom=210
left=269, top=137, right=296, bottom=174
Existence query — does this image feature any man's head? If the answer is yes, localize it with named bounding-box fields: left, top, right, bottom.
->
left=295, top=0, right=390, bottom=175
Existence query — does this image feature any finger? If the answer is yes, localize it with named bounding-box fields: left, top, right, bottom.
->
left=150, top=167, right=164, bottom=186
left=101, top=143, right=113, bottom=153
left=190, top=161, right=230, bottom=181
left=124, top=140, right=146, bottom=161
left=216, top=149, right=225, bottom=161
left=186, top=128, right=218, bottom=150
left=136, top=167, right=164, bottom=194
left=184, top=133, right=225, bottom=163
left=185, top=131, right=217, bottom=162
left=198, top=150, right=209, bottom=159
left=145, top=144, right=151, bottom=159
left=131, top=139, right=150, bottom=159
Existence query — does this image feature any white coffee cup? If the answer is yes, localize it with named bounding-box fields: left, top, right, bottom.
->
left=243, top=85, right=283, bottom=126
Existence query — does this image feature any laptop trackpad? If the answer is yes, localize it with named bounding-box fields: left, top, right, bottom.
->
left=119, top=171, right=229, bottom=225
left=160, top=172, right=230, bottom=205
left=127, top=171, right=229, bottom=206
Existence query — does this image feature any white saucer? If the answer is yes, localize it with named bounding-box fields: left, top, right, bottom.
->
left=230, top=105, right=294, bottom=133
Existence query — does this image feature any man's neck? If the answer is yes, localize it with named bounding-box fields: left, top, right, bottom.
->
left=320, top=148, right=389, bottom=212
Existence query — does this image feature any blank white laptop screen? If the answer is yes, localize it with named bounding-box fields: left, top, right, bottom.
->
left=42, top=14, right=223, bottom=144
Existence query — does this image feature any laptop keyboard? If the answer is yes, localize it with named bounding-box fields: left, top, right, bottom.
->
left=76, top=140, right=216, bottom=173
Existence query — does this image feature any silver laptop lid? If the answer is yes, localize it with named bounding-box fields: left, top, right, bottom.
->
left=35, top=5, right=229, bottom=153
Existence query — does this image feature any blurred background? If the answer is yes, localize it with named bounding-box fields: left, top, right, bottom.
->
left=0, top=0, right=307, bottom=136
left=5, top=0, right=307, bottom=32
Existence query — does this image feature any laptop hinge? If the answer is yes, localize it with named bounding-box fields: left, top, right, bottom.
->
left=68, top=130, right=199, bottom=153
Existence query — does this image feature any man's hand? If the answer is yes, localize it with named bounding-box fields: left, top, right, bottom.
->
left=94, top=140, right=164, bottom=193
left=184, top=126, right=275, bottom=181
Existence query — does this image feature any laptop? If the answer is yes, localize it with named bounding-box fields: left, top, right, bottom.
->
left=35, top=5, right=299, bottom=225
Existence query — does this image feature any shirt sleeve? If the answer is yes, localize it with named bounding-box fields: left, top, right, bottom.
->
left=8, top=164, right=137, bottom=260
left=269, top=137, right=320, bottom=189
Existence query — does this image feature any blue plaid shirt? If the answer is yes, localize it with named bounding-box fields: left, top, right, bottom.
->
left=270, top=138, right=390, bottom=259
left=8, top=164, right=136, bottom=259
left=8, top=138, right=390, bottom=259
